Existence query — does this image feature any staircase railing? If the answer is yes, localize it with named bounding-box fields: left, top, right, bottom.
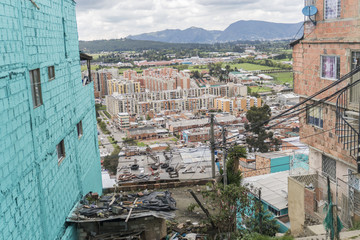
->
left=336, top=77, right=360, bottom=171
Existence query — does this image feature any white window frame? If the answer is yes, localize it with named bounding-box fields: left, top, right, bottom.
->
left=321, top=55, right=340, bottom=80
left=29, top=68, right=43, bottom=108
left=324, top=0, right=341, bottom=19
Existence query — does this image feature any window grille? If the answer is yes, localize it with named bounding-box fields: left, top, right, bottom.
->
left=325, top=0, right=341, bottom=19
left=29, top=69, right=43, bottom=108
left=322, top=155, right=336, bottom=181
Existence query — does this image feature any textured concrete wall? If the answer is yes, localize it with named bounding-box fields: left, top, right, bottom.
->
left=0, top=0, right=102, bottom=239
left=288, top=177, right=305, bottom=236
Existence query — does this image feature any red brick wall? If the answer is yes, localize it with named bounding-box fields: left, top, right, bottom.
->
left=292, top=0, right=360, bottom=169
left=240, top=155, right=271, bottom=178
left=298, top=99, right=356, bottom=167
left=304, top=188, right=316, bottom=217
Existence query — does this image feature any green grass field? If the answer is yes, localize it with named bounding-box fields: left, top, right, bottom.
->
left=249, top=86, right=273, bottom=94
left=268, top=72, right=293, bottom=87
left=224, top=63, right=277, bottom=71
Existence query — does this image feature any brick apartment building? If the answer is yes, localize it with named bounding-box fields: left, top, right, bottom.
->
left=290, top=0, right=360, bottom=230
left=123, top=68, right=191, bottom=92
left=83, top=68, right=118, bottom=98
left=105, top=84, right=247, bottom=116
left=182, top=127, right=221, bottom=143
left=293, top=0, right=360, bottom=181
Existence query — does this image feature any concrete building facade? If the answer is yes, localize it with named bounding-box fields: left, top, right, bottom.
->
left=0, top=1, right=102, bottom=239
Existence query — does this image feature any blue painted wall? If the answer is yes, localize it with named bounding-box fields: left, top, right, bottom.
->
left=0, top=0, right=102, bottom=239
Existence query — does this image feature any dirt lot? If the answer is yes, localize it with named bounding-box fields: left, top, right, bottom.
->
left=169, top=185, right=211, bottom=224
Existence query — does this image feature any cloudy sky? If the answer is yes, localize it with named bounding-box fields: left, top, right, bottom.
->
left=75, top=0, right=304, bottom=41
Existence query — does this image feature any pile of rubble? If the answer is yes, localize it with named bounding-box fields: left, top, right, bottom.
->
left=166, top=220, right=209, bottom=240
left=118, top=173, right=150, bottom=182
left=68, top=190, right=176, bottom=222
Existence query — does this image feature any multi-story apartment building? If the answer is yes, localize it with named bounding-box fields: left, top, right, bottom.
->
left=123, top=68, right=191, bottom=91
left=83, top=68, right=118, bottom=98
left=118, top=112, right=130, bottom=130
left=107, top=78, right=141, bottom=95
left=214, top=98, right=234, bottom=113
left=290, top=0, right=360, bottom=230
left=0, top=1, right=102, bottom=239
left=214, top=97, right=261, bottom=113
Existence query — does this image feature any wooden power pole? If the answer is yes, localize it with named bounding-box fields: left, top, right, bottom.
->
left=210, top=114, right=216, bottom=179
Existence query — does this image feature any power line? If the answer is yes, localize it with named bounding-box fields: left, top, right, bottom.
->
left=226, top=74, right=360, bottom=142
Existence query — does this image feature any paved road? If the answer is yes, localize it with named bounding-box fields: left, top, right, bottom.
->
left=97, top=111, right=125, bottom=155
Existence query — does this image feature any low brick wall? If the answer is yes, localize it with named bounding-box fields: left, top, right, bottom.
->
left=103, top=179, right=215, bottom=193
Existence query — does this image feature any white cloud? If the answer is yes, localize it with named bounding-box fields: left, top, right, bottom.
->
left=75, top=0, right=304, bottom=40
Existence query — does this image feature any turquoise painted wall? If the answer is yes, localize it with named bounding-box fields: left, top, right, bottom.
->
left=0, top=1, right=102, bottom=240
left=270, top=156, right=291, bottom=173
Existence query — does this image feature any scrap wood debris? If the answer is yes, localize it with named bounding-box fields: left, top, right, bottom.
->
left=118, top=173, right=150, bottom=182
left=68, top=191, right=176, bottom=221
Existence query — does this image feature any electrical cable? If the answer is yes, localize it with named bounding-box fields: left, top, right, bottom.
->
left=226, top=72, right=360, bottom=142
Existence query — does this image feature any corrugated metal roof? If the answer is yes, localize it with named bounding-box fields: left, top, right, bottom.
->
left=243, top=171, right=289, bottom=210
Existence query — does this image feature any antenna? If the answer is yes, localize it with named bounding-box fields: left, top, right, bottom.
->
left=302, top=5, right=318, bottom=25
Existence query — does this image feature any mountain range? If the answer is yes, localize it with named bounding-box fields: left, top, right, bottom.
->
left=127, top=20, right=303, bottom=43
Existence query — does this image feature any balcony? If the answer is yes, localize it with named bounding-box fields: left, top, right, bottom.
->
left=335, top=69, right=360, bottom=171
left=80, top=52, right=93, bottom=86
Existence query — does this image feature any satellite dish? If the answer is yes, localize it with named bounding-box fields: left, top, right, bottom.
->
left=302, top=5, right=318, bottom=16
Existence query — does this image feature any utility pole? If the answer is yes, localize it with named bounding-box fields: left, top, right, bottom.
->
left=259, top=189, right=262, bottom=234
left=222, top=126, right=227, bottom=186
left=210, top=114, right=216, bottom=179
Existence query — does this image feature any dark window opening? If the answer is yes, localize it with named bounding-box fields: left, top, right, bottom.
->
left=57, top=140, right=66, bottom=164
left=48, top=66, right=55, bottom=80
left=29, top=68, right=43, bottom=108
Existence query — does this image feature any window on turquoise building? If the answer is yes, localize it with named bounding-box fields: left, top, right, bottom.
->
left=77, top=121, right=83, bottom=138
left=268, top=205, right=280, bottom=216
left=29, top=69, right=43, bottom=108
left=48, top=66, right=55, bottom=80
left=57, top=140, right=66, bottom=164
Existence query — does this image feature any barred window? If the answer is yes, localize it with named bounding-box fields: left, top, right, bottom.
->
left=307, top=105, right=323, bottom=128
left=29, top=69, right=43, bottom=108
left=322, top=155, right=336, bottom=181
left=325, top=0, right=341, bottom=19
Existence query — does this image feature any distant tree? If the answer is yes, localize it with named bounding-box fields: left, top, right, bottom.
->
left=122, top=138, right=137, bottom=146
left=245, top=105, right=279, bottom=153
left=192, top=70, right=201, bottom=79
left=226, top=146, right=247, bottom=185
